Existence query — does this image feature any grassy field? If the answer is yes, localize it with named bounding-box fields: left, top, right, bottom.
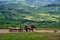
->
left=35, top=27, right=60, bottom=30
left=0, top=32, right=60, bottom=40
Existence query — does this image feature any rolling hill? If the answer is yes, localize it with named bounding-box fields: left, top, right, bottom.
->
left=0, top=0, right=60, bottom=28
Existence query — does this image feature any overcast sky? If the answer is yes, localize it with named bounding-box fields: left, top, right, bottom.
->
left=0, top=0, right=59, bottom=2
left=0, top=0, right=56, bottom=1
left=0, top=0, right=10, bottom=1
left=0, top=0, right=25, bottom=1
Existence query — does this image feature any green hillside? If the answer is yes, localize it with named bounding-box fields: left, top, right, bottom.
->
left=0, top=1, right=60, bottom=28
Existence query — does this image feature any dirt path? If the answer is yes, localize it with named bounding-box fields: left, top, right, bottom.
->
left=0, top=29, right=60, bottom=33
left=34, top=30, right=60, bottom=33
left=0, top=29, right=9, bottom=33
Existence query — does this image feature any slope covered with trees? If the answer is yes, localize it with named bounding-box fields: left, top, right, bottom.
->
left=0, top=0, right=60, bottom=28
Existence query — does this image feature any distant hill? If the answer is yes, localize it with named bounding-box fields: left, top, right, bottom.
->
left=0, top=0, right=60, bottom=28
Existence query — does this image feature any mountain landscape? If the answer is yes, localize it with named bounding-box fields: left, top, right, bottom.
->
left=0, top=0, right=60, bottom=28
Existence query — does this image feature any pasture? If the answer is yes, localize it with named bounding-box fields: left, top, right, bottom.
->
left=0, top=32, right=60, bottom=40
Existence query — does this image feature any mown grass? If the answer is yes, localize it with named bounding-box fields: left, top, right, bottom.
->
left=0, top=32, right=60, bottom=40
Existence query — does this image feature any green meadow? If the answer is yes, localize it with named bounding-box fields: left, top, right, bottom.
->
left=0, top=32, right=60, bottom=40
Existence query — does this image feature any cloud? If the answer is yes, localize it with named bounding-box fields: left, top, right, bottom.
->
left=0, top=0, right=11, bottom=1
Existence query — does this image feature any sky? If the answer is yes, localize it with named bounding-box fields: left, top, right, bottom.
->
left=0, top=0, right=56, bottom=1
left=0, top=0, right=10, bottom=1
left=0, top=0, right=59, bottom=3
left=0, top=0, right=25, bottom=1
